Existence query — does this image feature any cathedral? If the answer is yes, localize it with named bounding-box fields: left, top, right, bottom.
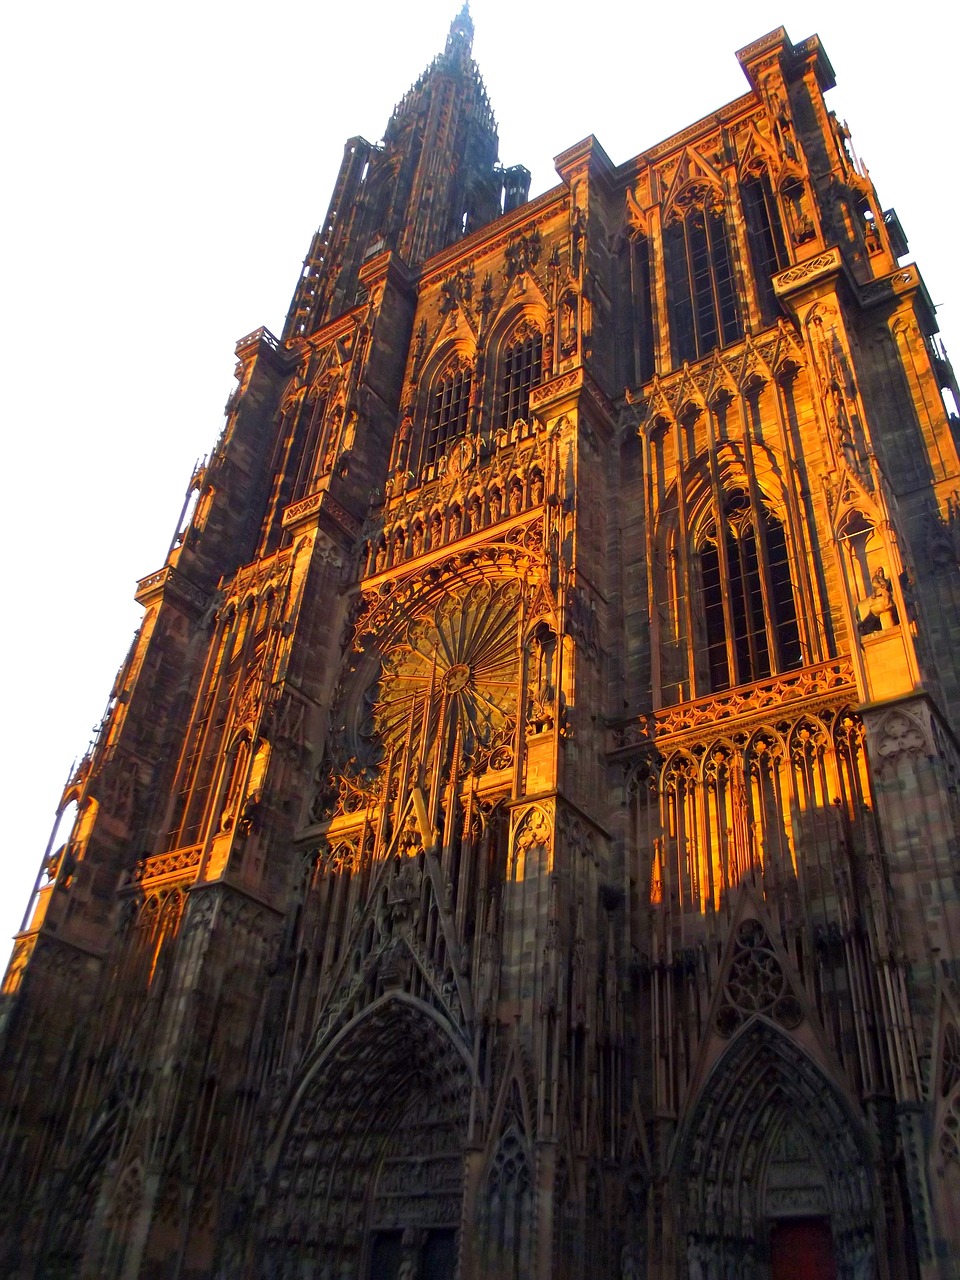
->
left=5, top=9, right=960, bottom=1278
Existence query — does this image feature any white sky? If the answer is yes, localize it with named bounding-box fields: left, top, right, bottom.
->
left=2, top=0, right=957, bottom=958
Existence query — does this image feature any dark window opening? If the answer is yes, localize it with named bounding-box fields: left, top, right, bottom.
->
left=698, top=492, right=801, bottom=692
left=664, top=206, right=742, bottom=366
left=741, top=173, right=789, bottom=321
left=426, top=366, right=472, bottom=466
left=631, top=234, right=656, bottom=383
left=767, top=517, right=803, bottom=668
left=700, top=540, right=730, bottom=691
left=498, top=330, right=542, bottom=429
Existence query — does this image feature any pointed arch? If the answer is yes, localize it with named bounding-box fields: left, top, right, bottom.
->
left=258, top=992, right=473, bottom=1280
left=479, top=1122, right=534, bottom=1279
left=485, top=304, right=548, bottom=434
left=662, top=179, right=742, bottom=364
left=674, top=1019, right=879, bottom=1278
left=414, top=340, right=477, bottom=477
left=658, top=451, right=803, bottom=695
left=739, top=166, right=789, bottom=321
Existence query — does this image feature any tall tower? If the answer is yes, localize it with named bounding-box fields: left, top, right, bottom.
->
left=3, top=17, right=960, bottom=1280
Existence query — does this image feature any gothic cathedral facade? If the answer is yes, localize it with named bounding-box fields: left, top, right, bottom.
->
left=4, top=12, right=960, bottom=1280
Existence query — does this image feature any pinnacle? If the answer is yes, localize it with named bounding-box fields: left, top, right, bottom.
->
left=446, top=1, right=474, bottom=56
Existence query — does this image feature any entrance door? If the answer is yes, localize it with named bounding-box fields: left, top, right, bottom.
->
left=368, top=1228, right=456, bottom=1280
left=769, top=1218, right=837, bottom=1280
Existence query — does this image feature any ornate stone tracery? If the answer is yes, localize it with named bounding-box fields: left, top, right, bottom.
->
left=714, top=918, right=803, bottom=1038
left=676, top=1022, right=876, bottom=1277
left=371, top=578, right=521, bottom=771
left=4, top=18, right=960, bottom=1280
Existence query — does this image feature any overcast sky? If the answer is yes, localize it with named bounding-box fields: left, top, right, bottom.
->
left=2, top=0, right=957, bottom=958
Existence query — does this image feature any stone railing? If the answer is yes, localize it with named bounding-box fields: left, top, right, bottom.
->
left=122, top=844, right=203, bottom=888
left=609, top=657, right=856, bottom=752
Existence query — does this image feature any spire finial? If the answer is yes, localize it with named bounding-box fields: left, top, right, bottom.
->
left=446, top=3, right=474, bottom=56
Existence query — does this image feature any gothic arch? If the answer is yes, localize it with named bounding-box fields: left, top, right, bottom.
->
left=259, top=992, right=473, bottom=1280
left=35, top=1103, right=127, bottom=1280
left=674, top=1019, right=878, bottom=1279
left=662, top=176, right=726, bottom=227
left=413, top=341, right=477, bottom=476
left=483, top=306, right=547, bottom=437
left=671, top=464, right=802, bottom=693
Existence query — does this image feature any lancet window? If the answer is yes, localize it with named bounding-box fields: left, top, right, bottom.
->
left=740, top=172, right=789, bottom=321
left=696, top=490, right=801, bottom=691
left=425, top=357, right=472, bottom=467
left=497, top=325, right=542, bottom=429
left=629, top=233, right=656, bottom=383
left=663, top=189, right=741, bottom=365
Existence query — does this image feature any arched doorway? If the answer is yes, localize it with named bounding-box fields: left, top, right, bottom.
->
left=674, top=1021, right=878, bottom=1279
left=259, top=994, right=473, bottom=1280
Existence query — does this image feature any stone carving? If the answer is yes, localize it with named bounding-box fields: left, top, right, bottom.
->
left=715, top=918, right=802, bottom=1037
left=372, top=578, right=520, bottom=771
left=504, top=229, right=542, bottom=280
left=772, top=248, right=841, bottom=292
left=875, top=710, right=928, bottom=767
left=857, top=567, right=897, bottom=632
left=610, top=658, right=854, bottom=747
left=513, top=805, right=552, bottom=878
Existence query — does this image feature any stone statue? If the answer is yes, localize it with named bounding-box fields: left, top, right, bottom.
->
left=686, top=1235, right=705, bottom=1280
left=857, top=567, right=897, bottom=633
left=621, top=1241, right=641, bottom=1280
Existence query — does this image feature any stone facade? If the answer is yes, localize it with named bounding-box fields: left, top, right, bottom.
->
left=2, top=11, right=960, bottom=1279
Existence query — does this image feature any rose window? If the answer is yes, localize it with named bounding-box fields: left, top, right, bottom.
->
left=370, top=580, right=520, bottom=770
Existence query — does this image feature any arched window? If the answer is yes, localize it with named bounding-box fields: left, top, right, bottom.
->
left=497, top=324, right=542, bottom=429
left=697, top=490, right=801, bottom=691
left=664, top=189, right=741, bottom=365
left=425, top=357, right=472, bottom=467
left=740, top=172, right=789, bottom=322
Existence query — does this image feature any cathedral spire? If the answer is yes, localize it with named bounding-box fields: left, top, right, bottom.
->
left=445, top=2, right=474, bottom=56
left=283, top=5, right=508, bottom=341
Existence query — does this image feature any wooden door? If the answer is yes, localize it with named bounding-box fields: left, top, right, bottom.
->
left=769, top=1217, right=837, bottom=1280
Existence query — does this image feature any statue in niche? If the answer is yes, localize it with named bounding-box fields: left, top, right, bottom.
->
left=377, top=854, right=421, bottom=947
left=321, top=427, right=339, bottom=475
left=526, top=623, right=557, bottom=734
left=831, top=392, right=859, bottom=472
left=509, top=481, right=523, bottom=516
left=489, top=488, right=503, bottom=523
left=395, top=408, right=413, bottom=472
left=560, top=290, right=578, bottom=357
left=411, top=523, right=425, bottom=557
left=857, top=567, right=898, bottom=633
left=763, top=79, right=797, bottom=160
left=621, top=1242, right=642, bottom=1280
left=851, top=1232, right=875, bottom=1280
left=237, top=791, right=260, bottom=835
left=398, top=1227, right=420, bottom=1280
left=321, top=405, right=344, bottom=474
left=220, top=739, right=250, bottom=832
left=686, top=1237, right=705, bottom=1280
left=782, top=178, right=815, bottom=245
